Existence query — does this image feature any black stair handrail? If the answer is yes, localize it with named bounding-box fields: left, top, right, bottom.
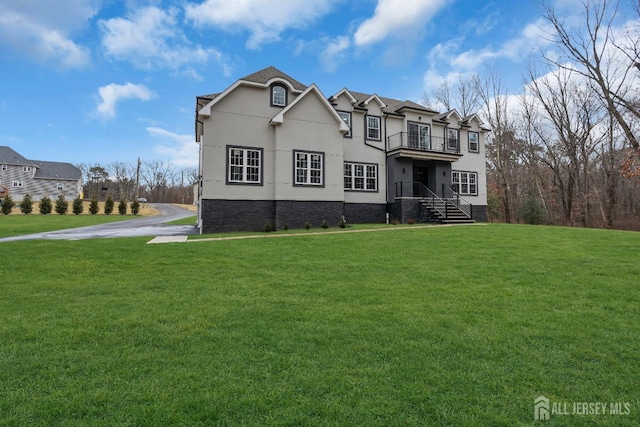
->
left=441, top=184, right=472, bottom=219
left=417, top=183, right=449, bottom=218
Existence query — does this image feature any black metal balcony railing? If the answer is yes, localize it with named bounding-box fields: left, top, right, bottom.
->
left=387, top=132, right=460, bottom=154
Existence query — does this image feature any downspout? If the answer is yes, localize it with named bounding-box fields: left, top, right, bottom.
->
left=197, top=134, right=204, bottom=233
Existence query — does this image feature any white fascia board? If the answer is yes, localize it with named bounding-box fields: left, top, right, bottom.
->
left=198, top=78, right=304, bottom=117
left=198, top=80, right=249, bottom=117
left=271, top=84, right=350, bottom=133
left=332, top=88, right=358, bottom=104
left=444, top=109, right=462, bottom=121
left=362, top=94, right=386, bottom=109
left=263, top=78, right=304, bottom=94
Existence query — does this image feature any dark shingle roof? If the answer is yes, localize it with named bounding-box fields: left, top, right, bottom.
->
left=196, top=66, right=307, bottom=103
left=32, top=160, right=82, bottom=180
left=0, top=145, right=81, bottom=180
left=240, top=66, right=307, bottom=91
left=0, top=145, right=31, bottom=165
left=345, top=91, right=438, bottom=115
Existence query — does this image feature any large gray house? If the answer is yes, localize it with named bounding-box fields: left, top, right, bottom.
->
left=0, top=146, right=83, bottom=201
left=195, top=66, right=488, bottom=233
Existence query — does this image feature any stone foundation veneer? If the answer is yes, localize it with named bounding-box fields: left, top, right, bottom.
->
left=200, top=199, right=387, bottom=233
left=200, top=199, right=484, bottom=233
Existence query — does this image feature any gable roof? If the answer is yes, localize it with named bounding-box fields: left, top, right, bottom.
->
left=434, top=109, right=463, bottom=123
left=338, top=90, right=438, bottom=115
left=0, top=145, right=32, bottom=165
left=271, top=84, right=350, bottom=133
left=198, top=66, right=308, bottom=117
left=0, top=146, right=81, bottom=180
left=32, top=160, right=82, bottom=180
left=240, top=66, right=307, bottom=92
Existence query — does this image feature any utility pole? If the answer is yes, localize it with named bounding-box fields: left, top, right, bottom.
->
left=135, top=157, right=141, bottom=200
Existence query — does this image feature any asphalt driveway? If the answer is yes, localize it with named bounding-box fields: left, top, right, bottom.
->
left=0, top=203, right=198, bottom=242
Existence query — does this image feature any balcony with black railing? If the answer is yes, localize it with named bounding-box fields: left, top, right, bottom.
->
left=387, top=132, right=462, bottom=161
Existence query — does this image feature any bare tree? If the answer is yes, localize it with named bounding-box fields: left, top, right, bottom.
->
left=542, top=0, right=640, bottom=156
left=108, top=162, right=136, bottom=201
left=474, top=70, right=519, bottom=222
left=525, top=64, right=604, bottom=225
left=422, top=75, right=480, bottom=116
left=140, top=161, right=169, bottom=202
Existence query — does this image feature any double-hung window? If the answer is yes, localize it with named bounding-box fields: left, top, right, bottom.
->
left=57, top=183, right=64, bottom=191
left=13, top=181, right=23, bottom=187
left=338, top=111, right=352, bottom=137
left=468, top=131, right=479, bottom=153
left=367, top=115, right=381, bottom=140
left=294, top=151, right=323, bottom=186
left=344, top=162, right=377, bottom=191
left=227, top=146, right=262, bottom=184
left=23, top=166, right=32, bottom=172
left=452, top=171, right=477, bottom=196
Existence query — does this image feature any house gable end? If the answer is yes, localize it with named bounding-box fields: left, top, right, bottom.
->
left=330, top=88, right=358, bottom=105
left=199, top=79, right=305, bottom=118
left=271, top=84, right=350, bottom=133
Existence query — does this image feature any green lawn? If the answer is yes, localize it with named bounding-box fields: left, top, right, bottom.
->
left=1, top=224, right=639, bottom=426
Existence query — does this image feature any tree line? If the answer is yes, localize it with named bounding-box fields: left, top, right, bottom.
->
left=75, top=160, right=198, bottom=205
left=423, top=0, right=640, bottom=230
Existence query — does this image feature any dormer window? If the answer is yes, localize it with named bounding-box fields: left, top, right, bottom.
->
left=271, top=85, right=287, bottom=107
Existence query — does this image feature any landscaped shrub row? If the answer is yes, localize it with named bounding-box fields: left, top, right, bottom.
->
left=0, top=194, right=140, bottom=216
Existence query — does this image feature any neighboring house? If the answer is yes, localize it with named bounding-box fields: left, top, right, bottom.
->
left=195, top=66, right=489, bottom=233
left=0, top=146, right=83, bottom=201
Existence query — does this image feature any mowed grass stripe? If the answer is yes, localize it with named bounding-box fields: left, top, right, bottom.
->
left=1, top=224, right=639, bottom=425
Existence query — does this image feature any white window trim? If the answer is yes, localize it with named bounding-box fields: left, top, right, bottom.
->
left=23, top=166, right=32, bottom=172
left=1, top=165, right=7, bottom=170
left=294, top=151, right=324, bottom=186
left=227, top=146, right=262, bottom=185
left=57, top=183, right=64, bottom=191
left=452, top=171, right=478, bottom=196
left=13, top=181, right=23, bottom=187
left=367, top=115, right=381, bottom=141
left=344, top=162, right=377, bottom=191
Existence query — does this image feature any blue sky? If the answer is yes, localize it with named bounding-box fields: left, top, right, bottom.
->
left=0, top=0, right=580, bottom=168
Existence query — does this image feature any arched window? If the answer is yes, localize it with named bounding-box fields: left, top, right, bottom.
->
left=272, top=85, right=286, bottom=107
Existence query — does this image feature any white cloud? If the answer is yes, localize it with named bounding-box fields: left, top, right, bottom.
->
left=100, top=6, right=223, bottom=71
left=353, top=0, right=451, bottom=46
left=450, top=18, right=552, bottom=70
left=184, top=0, right=337, bottom=49
left=319, top=36, right=350, bottom=72
left=96, top=83, right=156, bottom=119
left=0, top=0, right=96, bottom=68
left=147, top=127, right=198, bottom=167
